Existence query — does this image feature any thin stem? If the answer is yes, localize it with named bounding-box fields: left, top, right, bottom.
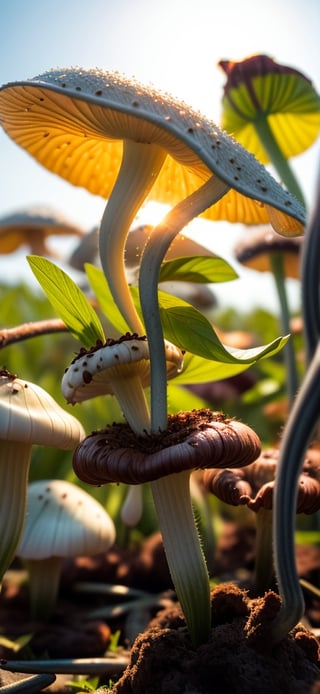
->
left=254, top=507, right=274, bottom=595
left=301, top=173, right=320, bottom=365
left=99, top=140, right=166, bottom=334
left=0, top=442, right=31, bottom=584
left=139, top=174, right=229, bottom=432
left=151, top=471, right=211, bottom=647
left=271, top=338, right=320, bottom=644
left=23, top=556, right=63, bottom=621
left=254, top=116, right=305, bottom=205
left=270, top=253, right=299, bottom=406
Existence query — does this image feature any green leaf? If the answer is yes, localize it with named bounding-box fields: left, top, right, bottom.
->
left=174, top=352, right=255, bottom=384
left=158, top=296, right=288, bottom=364
left=158, top=255, right=238, bottom=284
left=27, top=256, right=105, bottom=348
left=85, top=263, right=130, bottom=335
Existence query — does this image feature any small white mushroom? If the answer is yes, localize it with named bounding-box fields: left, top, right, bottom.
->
left=17, top=479, right=116, bottom=620
left=0, top=369, right=85, bottom=584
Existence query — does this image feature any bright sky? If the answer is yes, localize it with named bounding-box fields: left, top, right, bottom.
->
left=0, top=0, right=319, bottom=313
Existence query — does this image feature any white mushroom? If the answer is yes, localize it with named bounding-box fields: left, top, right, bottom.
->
left=17, top=479, right=116, bottom=620
left=0, top=369, right=85, bottom=584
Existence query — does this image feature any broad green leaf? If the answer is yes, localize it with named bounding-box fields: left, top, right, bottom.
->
left=27, top=256, right=105, bottom=348
left=158, top=296, right=288, bottom=364
left=85, top=263, right=130, bottom=335
left=158, top=255, right=238, bottom=284
left=167, top=382, right=209, bottom=412
left=174, top=352, right=256, bottom=384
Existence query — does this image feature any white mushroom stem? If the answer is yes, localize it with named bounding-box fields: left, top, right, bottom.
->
left=0, top=441, right=31, bottom=583
left=22, top=556, right=62, bottom=621
left=99, top=140, right=166, bottom=334
left=139, top=173, right=229, bottom=431
left=151, top=470, right=211, bottom=646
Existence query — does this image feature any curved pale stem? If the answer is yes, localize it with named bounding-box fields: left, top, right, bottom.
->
left=270, top=253, right=299, bottom=406
left=139, top=174, right=229, bottom=432
left=254, top=116, right=306, bottom=205
left=151, top=471, right=211, bottom=647
left=0, top=442, right=31, bottom=584
left=271, top=339, right=320, bottom=644
left=99, top=140, right=166, bottom=334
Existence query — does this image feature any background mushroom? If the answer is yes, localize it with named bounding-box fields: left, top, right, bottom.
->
left=0, top=205, right=85, bottom=257
left=203, top=446, right=320, bottom=595
left=234, top=224, right=303, bottom=406
left=0, top=368, right=84, bottom=585
left=219, top=54, right=320, bottom=204
left=17, top=479, right=116, bottom=620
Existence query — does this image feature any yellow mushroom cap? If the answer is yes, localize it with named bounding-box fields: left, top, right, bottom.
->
left=0, top=205, right=85, bottom=255
left=0, top=67, right=305, bottom=235
left=219, top=54, right=320, bottom=164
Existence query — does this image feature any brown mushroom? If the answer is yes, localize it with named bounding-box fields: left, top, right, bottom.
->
left=0, top=205, right=85, bottom=257
left=203, top=446, right=320, bottom=593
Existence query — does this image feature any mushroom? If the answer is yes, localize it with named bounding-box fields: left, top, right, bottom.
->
left=0, top=67, right=305, bottom=338
left=234, top=224, right=303, bottom=406
left=0, top=205, right=85, bottom=257
left=72, top=407, right=261, bottom=645
left=0, top=368, right=84, bottom=584
left=203, top=446, right=320, bottom=595
left=219, top=54, right=320, bottom=204
left=17, top=479, right=116, bottom=620
left=61, top=333, right=184, bottom=434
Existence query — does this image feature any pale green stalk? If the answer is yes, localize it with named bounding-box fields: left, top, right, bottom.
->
left=270, top=252, right=299, bottom=406
left=23, top=556, right=62, bottom=621
left=139, top=174, right=230, bottom=646
left=254, top=116, right=305, bottom=205
left=0, top=442, right=31, bottom=583
left=254, top=507, right=274, bottom=595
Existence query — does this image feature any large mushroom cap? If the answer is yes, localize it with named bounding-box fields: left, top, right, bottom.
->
left=17, top=479, right=116, bottom=559
left=0, top=205, right=85, bottom=255
left=73, top=409, right=261, bottom=485
left=0, top=67, right=305, bottom=234
left=0, top=369, right=84, bottom=448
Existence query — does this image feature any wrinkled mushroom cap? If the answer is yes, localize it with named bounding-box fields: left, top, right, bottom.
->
left=234, top=225, right=303, bottom=278
left=0, top=369, right=84, bottom=447
left=0, top=67, right=305, bottom=235
left=0, top=205, right=84, bottom=254
left=72, top=409, right=261, bottom=485
left=62, top=335, right=184, bottom=404
left=203, top=447, right=320, bottom=513
left=17, top=479, right=116, bottom=559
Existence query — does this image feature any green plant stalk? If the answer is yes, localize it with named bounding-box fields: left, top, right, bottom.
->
left=253, top=116, right=306, bottom=205
left=23, top=556, right=63, bottom=621
left=254, top=507, right=274, bottom=595
left=0, top=441, right=31, bottom=584
left=270, top=252, right=299, bottom=406
left=139, top=174, right=229, bottom=430
left=151, top=470, right=211, bottom=646
left=271, top=338, right=320, bottom=644
left=99, top=140, right=166, bottom=334
left=301, top=178, right=320, bottom=364
left=138, top=175, right=229, bottom=646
